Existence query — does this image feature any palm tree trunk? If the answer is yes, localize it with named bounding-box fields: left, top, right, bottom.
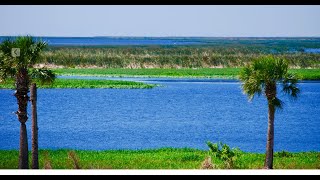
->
left=264, top=81, right=276, bottom=169
left=19, top=122, right=29, bottom=169
left=264, top=102, right=275, bottom=169
left=15, top=68, right=29, bottom=169
left=31, top=83, right=39, bottom=169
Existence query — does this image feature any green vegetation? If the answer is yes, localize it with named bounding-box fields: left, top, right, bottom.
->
left=289, top=69, right=320, bottom=80
left=0, top=78, right=155, bottom=89
left=0, top=148, right=319, bottom=169
left=32, top=40, right=320, bottom=80
left=206, top=141, right=241, bottom=169
left=239, top=56, right=300, bottom=169
left=53, top=68, right=241, bottom=78
left=52, top=68, right=320, bottom=80
left=40, top=45, right=320, bottom=68
left=0, top=36, right=56, bottom=169
left=1, top=38, right=319, bottom=170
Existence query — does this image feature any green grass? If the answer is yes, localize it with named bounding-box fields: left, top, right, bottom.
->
left=0, top=148, right=319, bottom=169
left=53, top=68, right=241, bottom=78
left=290, top=69, right=320, bottom=80
left=52, top=68, right=320, bottom=80
left=0, top=79, right=155, bottom=89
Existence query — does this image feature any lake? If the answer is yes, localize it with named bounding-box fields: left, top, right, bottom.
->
left=0, top=37, right=203, bottom=46
left=0, top=77, right=319, bottom=152
left=1, top=37, right=320, bottom=54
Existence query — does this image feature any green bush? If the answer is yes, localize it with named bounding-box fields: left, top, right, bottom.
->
left=206, top=141, right=242, bottom=169
left=275, top=150, right=293, bottom=158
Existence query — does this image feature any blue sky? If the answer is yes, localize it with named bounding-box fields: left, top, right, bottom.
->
left=0, top=5, right=320, bottom=37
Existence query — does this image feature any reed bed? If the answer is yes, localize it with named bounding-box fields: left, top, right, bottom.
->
left=40, top=45, right=320, bottom=69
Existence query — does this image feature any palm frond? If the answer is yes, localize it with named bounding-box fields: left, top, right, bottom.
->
left=282, top=72, right=300, bottom=99
left=0, top=67, right=16, bottom=82
left=0, top=38, right=16, bottom=57
left=0, top=36, right=49, bottom=83
left=28, top=41, right=48, bottom=66
left=239, top=62, right=263, bottom=101
left=270, top=97, right=283, bottom=110
left=0, top=53, right=16, bottom=82
left=13, top=36, right=48, bottom=67
left=241, top=77, right=263, bottom=101
left=239, top=55, right=299, bottom=108
left=30, top=68, right=56, bottom=85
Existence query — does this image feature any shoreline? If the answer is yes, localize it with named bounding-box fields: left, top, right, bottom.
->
left=56, top=73, right=238, bottom=79
left=0, top=79, right=156, bottom=89
left=52, top=68, right=320, bottom=80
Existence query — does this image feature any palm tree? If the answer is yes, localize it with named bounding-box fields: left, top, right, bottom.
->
left=239, top=55, right=300, bottom=169
left=0, top=36, right=55, bottom=169
left=29, top=68, right=55, bottom=169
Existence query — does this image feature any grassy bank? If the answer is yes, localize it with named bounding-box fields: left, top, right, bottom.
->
left=0, top=79, right=155, bottom=89
left=53, top=68, right=240, bottom=78
left=0, top=148, right=319, bottom=169
left=289, top=69, right=320, bottom=80
left=52, top=68, right=320, bottom=80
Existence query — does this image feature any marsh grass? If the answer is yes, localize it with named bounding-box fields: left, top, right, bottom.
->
left=0, top=78, right=156, bottom=89
left=41, top=46, right=320, bottom=69
left=289, top=69, right=320, bottom=80
left=53, top=68, right=240, bottom=78
left=0, top=149, right=319, bottom=169
left=52, top=68, right=320, bottom=80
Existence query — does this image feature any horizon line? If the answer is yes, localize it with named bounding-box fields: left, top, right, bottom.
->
left=1, top=35, right=320, bottom=38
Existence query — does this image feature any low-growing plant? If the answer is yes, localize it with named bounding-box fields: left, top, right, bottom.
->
left=206, top=141, right=242, bottom=169
left=275, top=150, right=293, bottom=158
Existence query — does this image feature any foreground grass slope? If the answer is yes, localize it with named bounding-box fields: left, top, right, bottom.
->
left=0, top=79, right=155, bottom=89
left=53, top=68, right=320, bottom=80
left=0, top=149, right=319, bottom=169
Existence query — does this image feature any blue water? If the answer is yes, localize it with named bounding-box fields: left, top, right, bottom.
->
left=0, top=77, right=319, bottom=152
left=286, top=48, right=320, bottom=54
left=0, top=37, right=202, bottom=46
left=304, top=48, right=320, bottom=54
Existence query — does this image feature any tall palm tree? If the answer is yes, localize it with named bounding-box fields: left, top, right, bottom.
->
left=30, top=68, right=55, bottom=169
left=0, top=36, right=55, bottom=169
left=239, top=55, right=300, bottom=169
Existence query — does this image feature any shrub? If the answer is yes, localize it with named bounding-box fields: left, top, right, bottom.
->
left=275, top=150, right=293, bottom=158
left=206, top=141, right=242, bottom=169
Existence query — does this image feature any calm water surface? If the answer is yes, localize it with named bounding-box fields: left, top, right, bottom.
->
left=0, top=37, right=202, bottom=46
left=0, top=77, right=319, bottom=152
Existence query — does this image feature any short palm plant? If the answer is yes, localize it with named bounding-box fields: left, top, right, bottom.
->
left=0, top=36, right=55, bottom=169
left=239, top=55, right=300, bottom=169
